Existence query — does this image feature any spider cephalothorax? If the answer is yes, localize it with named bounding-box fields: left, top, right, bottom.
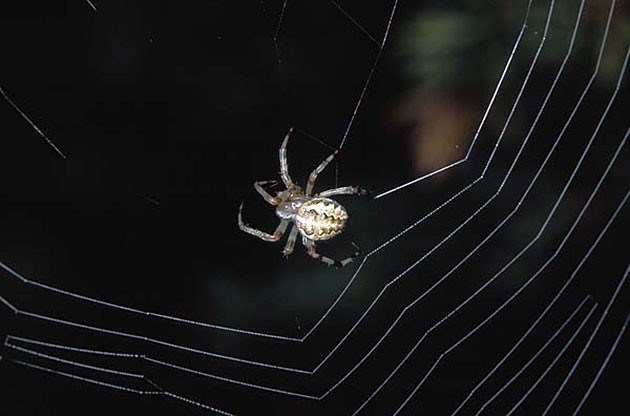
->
left=238, top=128, right=367, bottom=267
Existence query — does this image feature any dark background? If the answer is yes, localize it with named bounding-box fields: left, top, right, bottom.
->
left=0, top=0, right=627, bottom=415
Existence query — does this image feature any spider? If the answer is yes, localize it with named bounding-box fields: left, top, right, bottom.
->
left=238, top=128, right=368, bottom=267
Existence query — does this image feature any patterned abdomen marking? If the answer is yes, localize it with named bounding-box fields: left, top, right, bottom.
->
left=295, top=198, right=348, bottom=241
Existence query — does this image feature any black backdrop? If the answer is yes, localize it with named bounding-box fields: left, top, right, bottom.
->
left=1, top=1, right=627, bottom=415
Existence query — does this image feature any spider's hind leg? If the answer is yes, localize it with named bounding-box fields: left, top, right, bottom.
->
left=303, top=239, right=361, bottom=268
left=282, top=225, right=299, bottom=257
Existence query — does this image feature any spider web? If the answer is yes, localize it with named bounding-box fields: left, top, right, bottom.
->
left=0, top=0, right=628, bottom=415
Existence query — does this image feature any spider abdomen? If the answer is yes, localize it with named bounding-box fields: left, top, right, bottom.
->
left=296, top=198, right=348, bottom=241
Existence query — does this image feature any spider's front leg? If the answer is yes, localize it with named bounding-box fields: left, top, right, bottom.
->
left=279, top=128, right=295, bottom=188
left=238, top=202, right=289, bottom=242
left=316, top=186, right=370, bottom=198
left=303, top=238, right=361, bottom=268
left=305, top=148, right=339, bottom=196
left=254, top=180, right=281, bottom=205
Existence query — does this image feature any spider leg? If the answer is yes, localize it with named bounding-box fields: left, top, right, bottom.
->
left=279, top=127, right=295, bottom=188
left=305, top=148, right=339, bottom=196
left=254, top=180, right=281, bottom=205
left=282, top=224, right=299, bottom=256
left=302, top=238, right=361, bottom=268
left=316, top=186, right=370, bottom=198
left=238, top=202, right=289, bottom=242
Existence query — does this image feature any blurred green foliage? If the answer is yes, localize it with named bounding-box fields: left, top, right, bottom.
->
left=396, top=1, right=628, bottom=92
